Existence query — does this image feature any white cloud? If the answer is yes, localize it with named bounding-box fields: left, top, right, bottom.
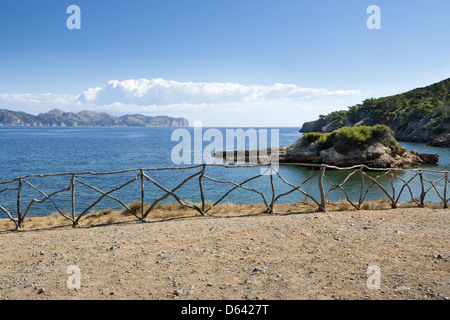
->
left=78, top=78, right=360, bottom=105
left=0, top=78, right=361, bottom=126
left=0, top=93, right=78, bottom=114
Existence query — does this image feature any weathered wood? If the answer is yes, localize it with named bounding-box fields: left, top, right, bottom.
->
left=0, top=187, right=18, bottom=195
left=444, top=173, right=448, bottom=209
left=142, top=172, right=205, bottom=216
left=199, top=165, right=206, bottom=214
left=268, top=165, right=276, bottom=213
left=395, top=174, right=421, bottom=206
left=140, top=170, right=145, bottom=219
left=419, top=171, right=425, bottom=208
left=1, top=163, right=448, bottom=185
left=317, top=166, right=326, bottom=212
left=324, top=169, right=358, bottom=198
left=74, top=174, right=140, bottom=226
left=389, top=171, right=396, bottom=204
left=203, top=173, right=269, bottom=214
left=71, top=175, right=76, bottom=220
left=323, top=172, right=359, bottom=210
left=362, top=172, right=397, bottom=209
left=1, top=163, right=449, bottom=230
left=422, top=175, right=446, bottom=203
left=74, top=177, right=137, bottom=218
left=17, top=179, right=23, bottom=229
left=272, top=170, right=320, bottom=207
left=143, top=170, right=203, bottom=219
left=358, top=167, right=365, bottom=209
left=360, top=171, right=391, bottom=204
left=203, top=175, right=270, bottom=212
left=0, top=205, right=19, bottom=230
left=22, top=179, right=74, bottom=222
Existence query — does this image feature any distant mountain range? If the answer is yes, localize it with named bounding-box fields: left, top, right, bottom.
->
left=300, top=78, right=450, bottom=147
left=0, top=109, right=189, bottom=127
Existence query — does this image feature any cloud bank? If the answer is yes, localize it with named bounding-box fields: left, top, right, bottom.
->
left=0, top=78, right=361, bottom=126
left=78, top=78, right=360, bottom=105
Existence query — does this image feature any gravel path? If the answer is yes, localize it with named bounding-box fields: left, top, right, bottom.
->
left=0, top=207, right=448, bottom=300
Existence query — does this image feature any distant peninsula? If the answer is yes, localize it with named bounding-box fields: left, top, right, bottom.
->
left=0, top=109, right=189, bottom=127
left=300, top=78, right=450, bottom=147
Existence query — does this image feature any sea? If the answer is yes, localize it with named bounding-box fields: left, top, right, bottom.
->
left=0, top=126, right=449, bottom=217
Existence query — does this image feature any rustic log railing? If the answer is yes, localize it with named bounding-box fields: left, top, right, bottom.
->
left=0, top=163, right=448, bottom=230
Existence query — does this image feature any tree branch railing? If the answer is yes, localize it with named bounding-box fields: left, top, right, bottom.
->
left=0, top=163, right=448, bottom=230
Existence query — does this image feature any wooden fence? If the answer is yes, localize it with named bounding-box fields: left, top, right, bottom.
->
left=0, top=163, right=448, bottom=230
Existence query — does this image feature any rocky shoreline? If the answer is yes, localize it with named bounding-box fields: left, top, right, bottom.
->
left=215, top=147, right=439, bottom=168
left=214, top=126, right=439, bottom=168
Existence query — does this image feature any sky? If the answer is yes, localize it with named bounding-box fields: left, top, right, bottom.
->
left=0, top=0, right=449, bottom=127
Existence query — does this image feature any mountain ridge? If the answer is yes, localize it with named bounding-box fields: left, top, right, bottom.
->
left=0, top=109, right=189, bottom=127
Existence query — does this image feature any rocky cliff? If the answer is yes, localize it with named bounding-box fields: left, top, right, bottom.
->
left=287, top=126, right=439, bottom=168
left=0, top=109, right=189, bottom=127
left=300, top=78, right=450, bottom=147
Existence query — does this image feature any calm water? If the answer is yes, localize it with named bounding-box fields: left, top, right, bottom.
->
left=0, top=126, right=449, bottom=217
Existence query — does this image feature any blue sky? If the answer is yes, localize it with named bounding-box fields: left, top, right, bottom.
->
left=0, top=0, right=449, bottom=126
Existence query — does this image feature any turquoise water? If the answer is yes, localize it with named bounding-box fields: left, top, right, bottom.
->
left=0, top=126, right=449, bottom=217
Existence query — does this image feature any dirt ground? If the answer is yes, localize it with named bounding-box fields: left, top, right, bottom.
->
left=0, top=207, right=448, bottom=300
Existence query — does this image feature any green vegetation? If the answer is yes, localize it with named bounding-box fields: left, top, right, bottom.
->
left=303, top=132, right=322, bottom=143
left=303, top=125, right=403, bottom=155
left=344, top=79, right=450, bottom=126
left=319, top=110, right=347, bottom=127
left=303, top=78, right=450, bottom=143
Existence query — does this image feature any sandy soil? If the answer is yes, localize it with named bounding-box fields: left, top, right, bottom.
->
left=0, top=207, right=448, bottom=300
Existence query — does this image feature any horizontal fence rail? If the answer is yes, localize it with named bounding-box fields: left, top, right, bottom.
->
left=0, top=163, right=448, bottom=230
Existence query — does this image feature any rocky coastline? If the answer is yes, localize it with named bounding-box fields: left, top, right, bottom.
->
left=299, top=78, right=450, bottom=148
left=214, top=126, right=439, bottom=169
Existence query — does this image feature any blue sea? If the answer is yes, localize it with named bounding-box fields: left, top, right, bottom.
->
left=0, top=126, right=449, bottom=217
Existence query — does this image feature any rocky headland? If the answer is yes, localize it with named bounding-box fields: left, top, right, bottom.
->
left=299, top=78, right=450, bottom=147
left=215, top=125, right=439, bottom=168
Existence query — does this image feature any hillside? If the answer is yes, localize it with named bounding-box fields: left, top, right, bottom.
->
left=0, top=109, right=189, bottom=127
left=300, top=78, right=450, bottom=147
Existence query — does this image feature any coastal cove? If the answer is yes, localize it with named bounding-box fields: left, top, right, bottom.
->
left=0, top=126, right=449, bottom=217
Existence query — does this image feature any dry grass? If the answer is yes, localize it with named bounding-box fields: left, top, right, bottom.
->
left=0, top=200, right=446, bottom=232
left=0, top=212, right=73, bottom=231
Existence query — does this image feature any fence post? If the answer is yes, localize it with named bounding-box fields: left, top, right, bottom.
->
left=268, top=165, right=276, bottom=213
left=199, top=164, right=206, bottom=214
left=444, top=173, right=448, bottom=209
left=71, top=175, right=76, bottom=220
left=318, top=165, right=326, bottom=212
left=419, top=170, right=425, bottom=208
left=140, top=169, right=145, bottom=220
left=358, top=166, right=365, bottom=209
left=17, top=178, right=23, bottom=229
